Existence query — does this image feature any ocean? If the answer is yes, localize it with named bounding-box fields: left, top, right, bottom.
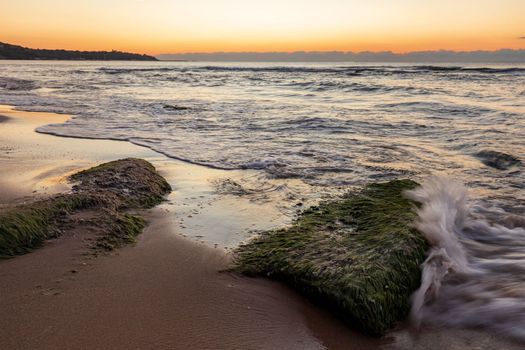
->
left=1, top=60, right=525, bottom=339
left=1, top=61, right=524, bottom=202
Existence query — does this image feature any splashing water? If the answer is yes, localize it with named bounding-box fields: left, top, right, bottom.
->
left=407, top=177, right=525, bottom=340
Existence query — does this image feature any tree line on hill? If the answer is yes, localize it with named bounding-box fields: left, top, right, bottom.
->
left=0, top=42, right=157, bottom=61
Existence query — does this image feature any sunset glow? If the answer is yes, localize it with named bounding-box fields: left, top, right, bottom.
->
left=3, top=0, right=525, bottom=55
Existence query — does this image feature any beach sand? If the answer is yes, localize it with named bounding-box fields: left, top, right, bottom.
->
left=0, top=105, right=522, bottom=349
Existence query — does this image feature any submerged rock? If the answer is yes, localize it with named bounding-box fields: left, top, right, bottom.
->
left=163, top=104, right=190, bottom=111
left=0, top=158, right=171, bottom=258
left=213, top=178, right=251, bottom=196
left=475, top=150, right=521, bottom=170
left=235, top=179, right=428, bottom=337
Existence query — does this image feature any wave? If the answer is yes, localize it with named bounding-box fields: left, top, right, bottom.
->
left=95, top=65, right=525, bottom=76
left=0, top=77, right=38, bottom=91
left=199, top=65, right=525, bottom=75
left=416, top=66, right=525, bottom=74
left=407, top=177, right=525, bottom=340
left=280, top=80, right=439, bottom=95
left=375, top=101, right=494, bottom=117
left=98, top=67, right=176, bottom=74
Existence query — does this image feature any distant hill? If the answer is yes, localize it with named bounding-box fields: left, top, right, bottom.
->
left=0, top=42, right=157, bottom=61
left=158, top=49, right=525, bottom=63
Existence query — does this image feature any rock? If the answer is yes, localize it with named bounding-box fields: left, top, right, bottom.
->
left=163, top=104, right=190, bottom=111
left=475, top=150, right=521, bottom=170
left=0, top=158, right=171, bottom=258
left=235, top=179, right=428, bottom=337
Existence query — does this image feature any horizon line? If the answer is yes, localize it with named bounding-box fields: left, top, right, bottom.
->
left=156, top=48, right=525, bottom=63
left=157, top=47, right=525, bottom=56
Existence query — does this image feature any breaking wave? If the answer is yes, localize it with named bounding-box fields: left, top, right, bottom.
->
left=407, top=177, right=525, bottom=340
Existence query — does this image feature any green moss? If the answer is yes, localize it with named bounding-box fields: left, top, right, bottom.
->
left=0, top=206, right=55, bottom=257
left=0, top=158, right=171, bottom=258
left=0, top=194, right=101, bottom=257
left=235, top=179, right=427, bottom=337
left=92, top=213, right=146, bottom=252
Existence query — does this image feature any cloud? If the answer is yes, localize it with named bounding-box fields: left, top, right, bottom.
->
left=520, top=36, right=525, bottom=40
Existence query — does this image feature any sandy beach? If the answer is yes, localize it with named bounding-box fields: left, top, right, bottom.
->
left=1, top=105, right=522, bottom=349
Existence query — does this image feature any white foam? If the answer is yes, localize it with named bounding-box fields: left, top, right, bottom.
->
left=407, top=177, right=525, bottom=339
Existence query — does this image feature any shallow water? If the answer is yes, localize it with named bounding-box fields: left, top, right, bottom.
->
left=0, top=61, right=523, bottom=206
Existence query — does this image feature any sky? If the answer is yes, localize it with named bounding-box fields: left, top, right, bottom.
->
left=2, top=0, right=524, bottom=55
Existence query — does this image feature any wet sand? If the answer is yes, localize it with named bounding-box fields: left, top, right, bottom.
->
left=0, top=105, right=522, bottom=349
left=1, top=209, right=374, bottom=349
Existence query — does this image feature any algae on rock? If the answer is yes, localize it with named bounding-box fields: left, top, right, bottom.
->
left=0, top=158, right=171, bottom=258
left=235, top=179, right=427, bottom=337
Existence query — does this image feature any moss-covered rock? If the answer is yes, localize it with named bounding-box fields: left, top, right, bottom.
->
left=70, top=158, right=172, bottom=209
left=234, top=179, right=427, bottom=337
left=0, top=158, right=171, bottom=258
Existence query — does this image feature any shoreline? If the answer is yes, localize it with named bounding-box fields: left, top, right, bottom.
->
left=1, top=105, right=522, bottom=349
left=0, top=105, right=379, bottom=349
left=0, top=105, right=295, bottom=247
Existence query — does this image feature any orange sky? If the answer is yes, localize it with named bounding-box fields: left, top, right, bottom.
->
left=2, top=0, right=524, bottom=55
